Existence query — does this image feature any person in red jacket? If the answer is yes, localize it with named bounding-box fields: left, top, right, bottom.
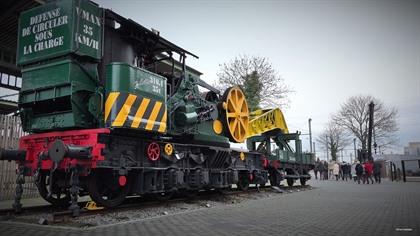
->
left=363, top=161, right=374, bottom=184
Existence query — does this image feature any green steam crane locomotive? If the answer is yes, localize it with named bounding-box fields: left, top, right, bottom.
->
left=0, top=0, right=314, bottom=216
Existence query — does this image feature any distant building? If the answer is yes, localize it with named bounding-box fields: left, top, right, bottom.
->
left=374, top=142, right=420, bottom=178
left=404, top=142, right=420, bottom=155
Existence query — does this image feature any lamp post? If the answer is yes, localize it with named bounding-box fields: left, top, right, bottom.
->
left=308, top=118, right=312, bottom=153
left=353, top=138, right=357, bottom=162
left=313, top=142, right=316, bottom=155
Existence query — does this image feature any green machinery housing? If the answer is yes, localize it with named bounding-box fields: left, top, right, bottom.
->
left=16, top=0, right=244, bottom=146
left=18, top=0, right=103, bottom=131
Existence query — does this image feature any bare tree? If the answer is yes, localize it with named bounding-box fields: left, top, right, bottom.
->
left=216, top=55, right=292, bottom=109
left=316, top=121, right=349, bottom=161
left=333, top=95, right=398, bottom=151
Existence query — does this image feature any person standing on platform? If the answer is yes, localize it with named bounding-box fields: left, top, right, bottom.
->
left=323, top=161, right=329, bottom=180
left=339, top=163, right=344, bottom=180
left=342, top=163, right=350, bottom=181
left=363, top=161, right=374, bottom=184
left=373, top=161, right=382, bottom=183
left=328, top=161, right=334, bottom=179
left=333, top=162, right=340, bottom=181
left=351, top=161, right=357, bottom=182
left=355, top=161, right=364, bottom=184
left=314, top=158, right=321, bottom=180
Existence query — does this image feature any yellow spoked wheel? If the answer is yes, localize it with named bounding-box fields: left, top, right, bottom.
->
left=164, top=143, right=173, bottom=155
left=221, top=86, right=249, bottom=143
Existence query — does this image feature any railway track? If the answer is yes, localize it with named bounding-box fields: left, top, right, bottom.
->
left=0, top=184, right=312, bottom=224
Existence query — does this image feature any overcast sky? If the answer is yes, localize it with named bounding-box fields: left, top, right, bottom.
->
left=94, top=0, right=419, bottom=158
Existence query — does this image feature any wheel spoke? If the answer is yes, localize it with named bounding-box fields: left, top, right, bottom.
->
left=227, top=112, right=236, bottom=118
left=235, top=120, right=241, bottom=139
left=228, top=98, right=238, bottom=112
left=236, top=120, right=241, bottom=134
left=229, top=118, right=238, bottom=132
left=238, top=119, right=246, bottom=135
left=238, top=96, right=244, bottom=110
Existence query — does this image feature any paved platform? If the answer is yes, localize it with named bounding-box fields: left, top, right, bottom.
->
left=0, top=196, right=91, bottom=210
left=1, top=179, right=419, bottom=236
left=0, top=198, right=49, bottom=210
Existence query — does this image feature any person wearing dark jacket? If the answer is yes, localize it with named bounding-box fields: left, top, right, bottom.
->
left=373, top=161, right=382, bottom=183
left=342, top=163, right=350, bottom=181
left=319, top=161, right=325, bottom=180
left=314, top=158, right=321, bottom=180
left=355, top=161, right=364, bottom=184
left=323, top=161, right=329, bottom=180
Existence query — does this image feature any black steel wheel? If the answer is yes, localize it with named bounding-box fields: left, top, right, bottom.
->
left=36, top=171, right=71, bottom=207
left=300, top=178, right=307, bottom=186
left=88, top=170, right=131, bottom=208
left=287, top=178, right=294, bottom=187
left=183, top=189, right=199, bottom=198
left=154, top=191, right=174, bottom=202
left=269, top=171, right=281, bottom=187
left=237, top=174, right=250, bottom=191
left=217, top=186, right=232, bottom=194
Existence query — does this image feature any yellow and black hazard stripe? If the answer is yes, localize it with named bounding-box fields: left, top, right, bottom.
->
left=104, top=92, right=167, bottom=133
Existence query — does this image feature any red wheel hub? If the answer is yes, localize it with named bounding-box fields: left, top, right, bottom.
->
left=262, top=157, right=269, bottom=168
left=273, top=160, right=281, bottom=169
left=119, top=175, right=127, bottom=186
left=147, top=142, right=160, bottom=161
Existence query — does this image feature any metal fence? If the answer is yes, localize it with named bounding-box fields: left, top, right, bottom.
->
left=401, top=159, right=420, bottom=182
left=0, top=115, right=38, bottom=200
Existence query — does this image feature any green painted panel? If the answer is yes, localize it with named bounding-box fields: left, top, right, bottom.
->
left=301, top=153, right=315, bottom=165
left=17, top=0, right=102, bottom=65
left=19, top=59, right=99, bottom=132
left=194, top=122, right=229, bottom=144
left=276, top=149, right=288, bottom=162
left=106, top=63, right=167, bottom=103
left=20, top=59, right=96, bottom=103
left=31, top=113, right=77, bottom=130
left=288, top=154, right=296, bottom=162
left=21, top=60, right=70, bottom=91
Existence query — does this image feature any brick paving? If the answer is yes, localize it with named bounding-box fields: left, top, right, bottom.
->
left=1, top=179, right=419, bottom=236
